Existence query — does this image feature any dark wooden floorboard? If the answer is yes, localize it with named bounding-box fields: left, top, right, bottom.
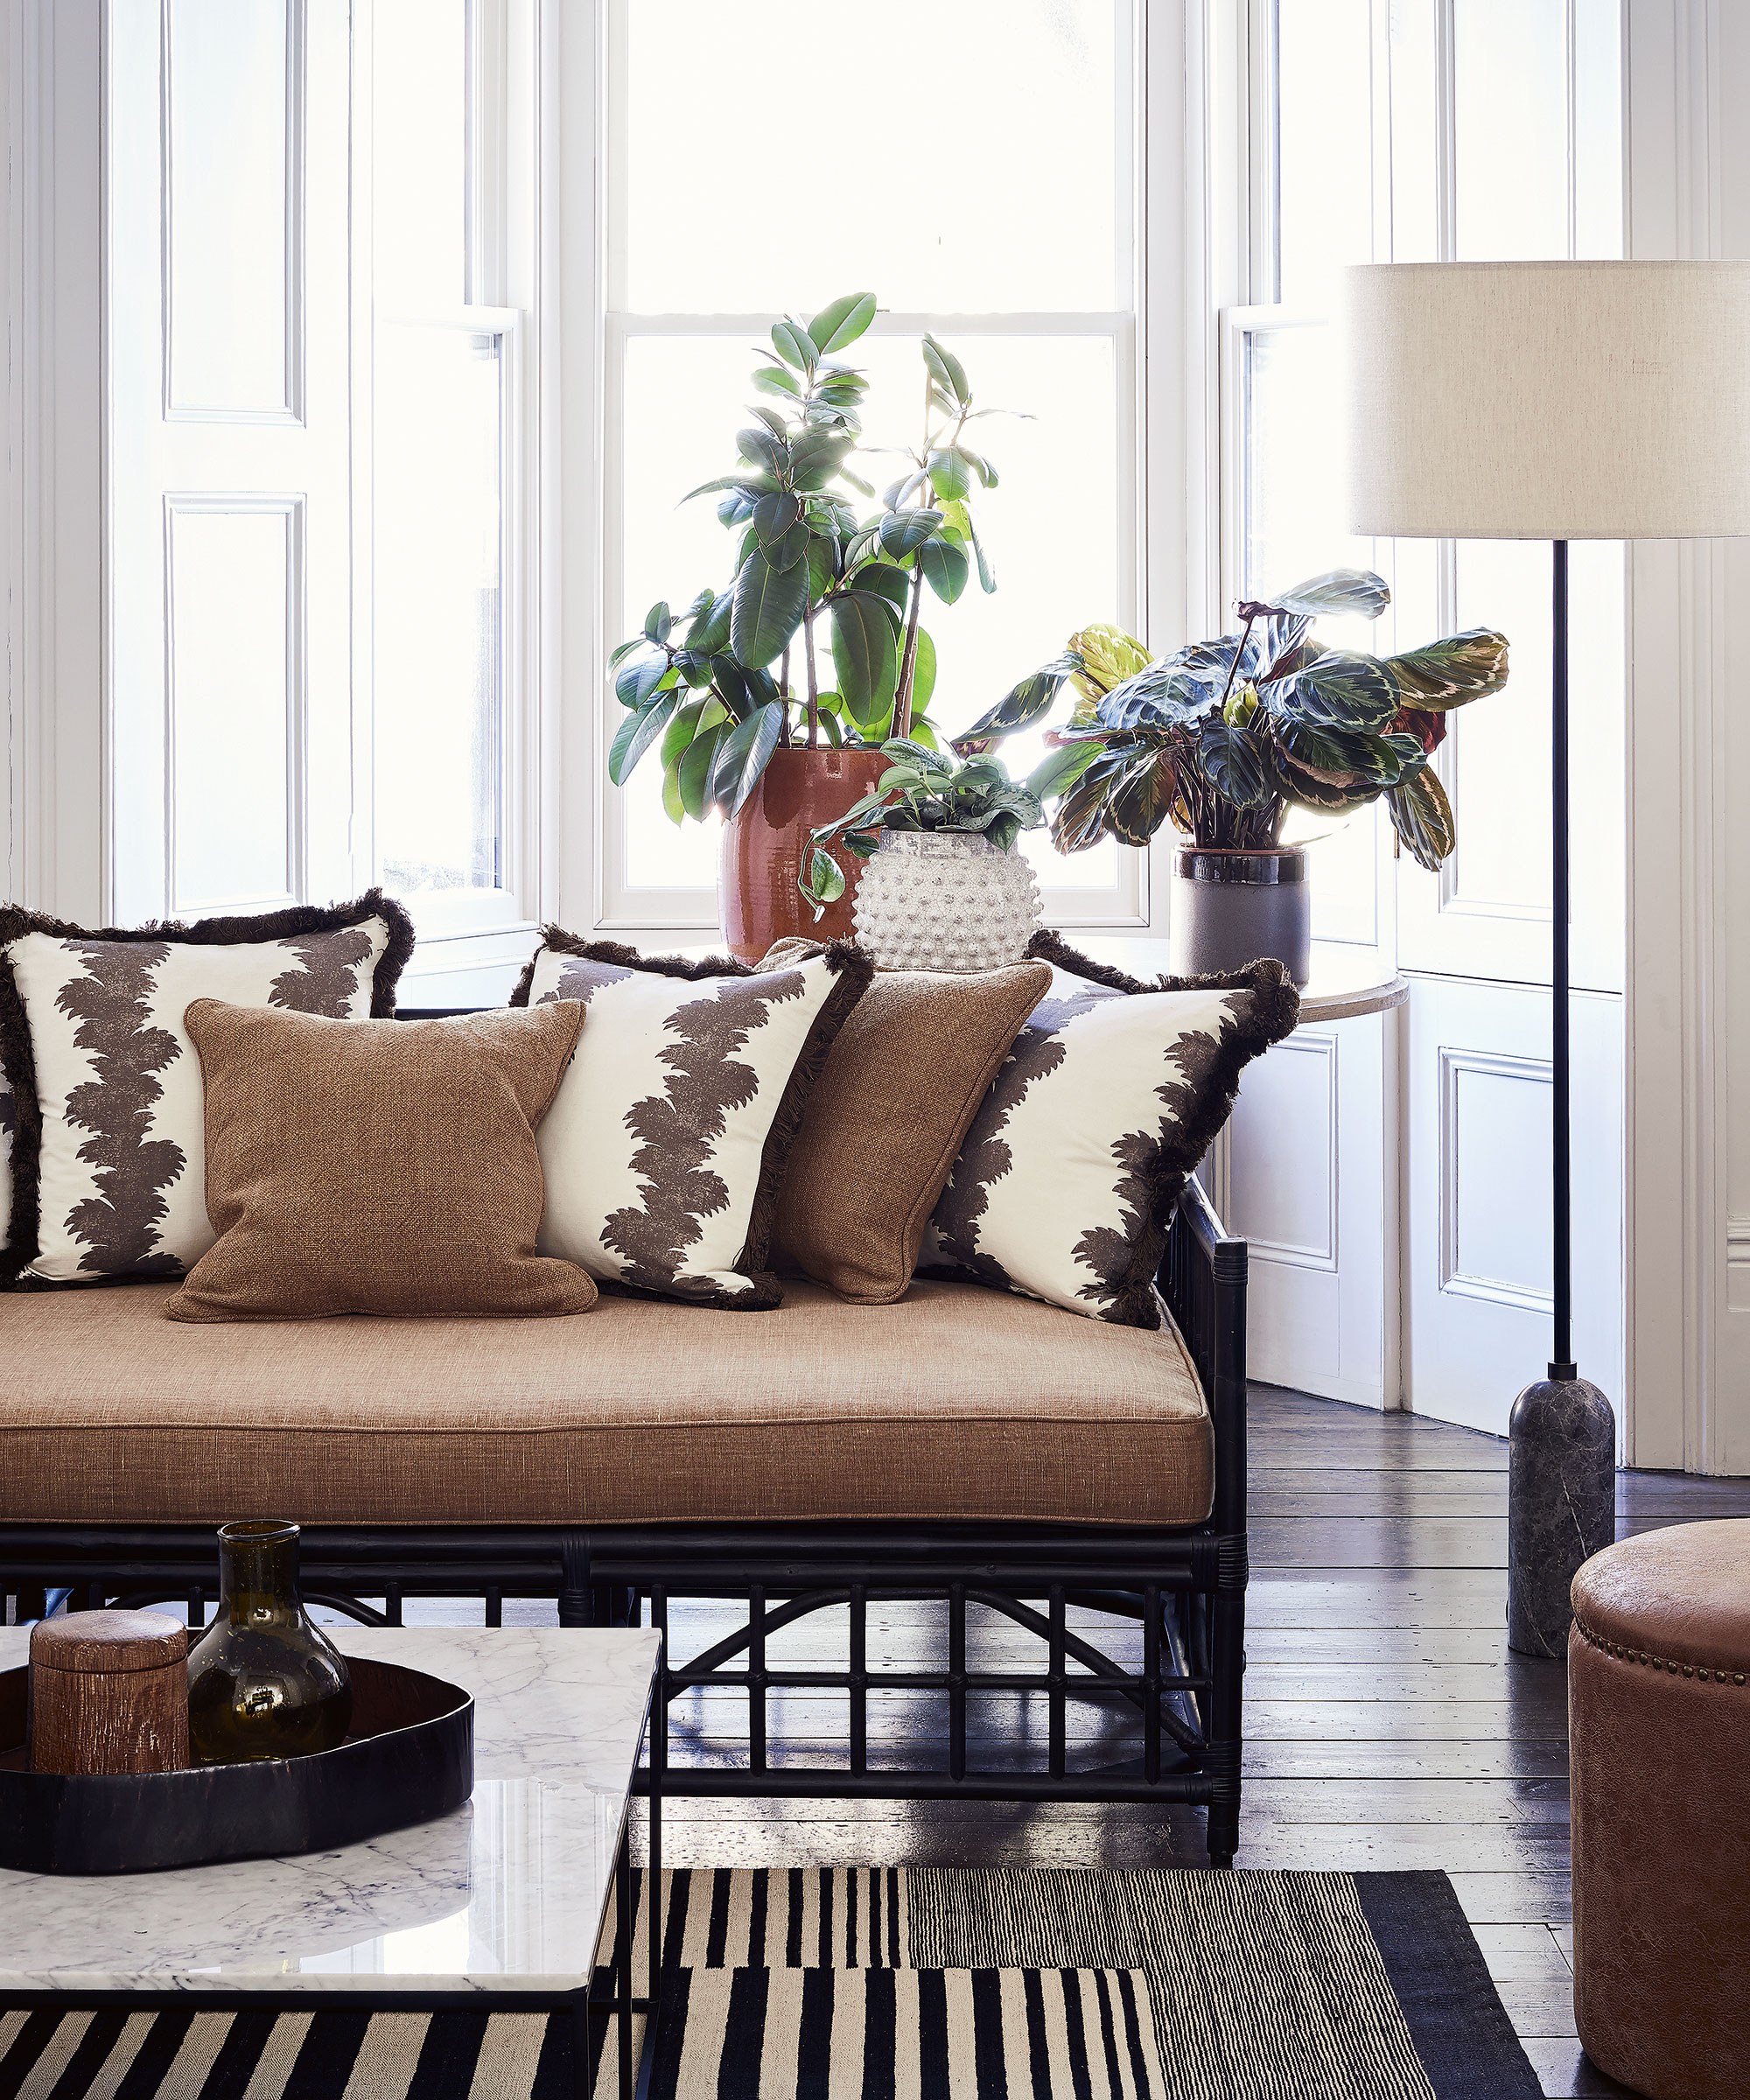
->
left=402, top=1382, right=1747, bottom=2100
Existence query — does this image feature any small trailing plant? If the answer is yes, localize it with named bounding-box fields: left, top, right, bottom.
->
left=798, top=738, right=1097, bottom=910
left=956, top=570, right=1511, bottom=870
left=606, top=291, right=1013, bottom=834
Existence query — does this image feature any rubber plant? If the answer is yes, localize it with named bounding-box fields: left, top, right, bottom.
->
left=606, top=293, right=1010, bottom=829
left=796, top=738, right=1098, bottom=910
left=955, top=569, right=1511, bottom=870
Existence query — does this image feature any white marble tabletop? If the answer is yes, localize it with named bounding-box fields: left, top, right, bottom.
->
left=0, top=1626, right=661, bottom=1995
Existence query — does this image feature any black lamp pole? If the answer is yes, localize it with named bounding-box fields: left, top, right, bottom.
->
left=1504, top=537, right=1614, bottom=1658
left=1550, top=538, right=1574, bottom=1383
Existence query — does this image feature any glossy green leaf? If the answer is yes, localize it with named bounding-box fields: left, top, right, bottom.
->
left=1257, top=649, right=1399, bottom=733
left=1384, top=628, right=1511, bottom=709
left=661, top=696, right=710, bottom=770
left=1264, top=568, right=1390, bottom=621
left=967, top=512, right=997, bottom=592
left=677, top=724, right=725, bottom=819
left=1096, top=662, right=1219, bottom=732
left=1105, top=751, right=1178, bottom=846
left=765, top=518, right=810, bottom=570
left=961, top=445, right=998, bottom=489
left=771, top=318, right=815, bottom=371
left=1195, top=719, right=1270, bottom=808
left=921, top=332, right=970, bottom=406
left=788, top=430, right=854, bottom=493
left=808, top=291, right=878, bottom=354
left=800, top=845, right=847, bottom=908
left=615, top=653, right=669, bottom=709
left=662, top=760, right=686, bottom=826
left=608, top=690, right=678, bottom=786
left=736, top=427, right=788, bottom=476
left=687, top=591, right=733, bottom=656
left=909, top=626, right=937, bottom=714
left=752, top=491, right=801, bottom=549
left=830, top=591, right=900, bottom=729
left=882, top=735, right=953, bottom=777
left=878, top=508, right=942, bottom=559
left=682, top=472, right=780, bottom=504
left=919, top=536, right=969, bottom=604
left=710, top=700, right=786, bottom=818
left=927, top=448, right=974, bottom=501
left=730, top=545, right=808, bottom=668
left=956, top=652, right=1082, bottom=744
left=643, top=602, right=672, bottom=644
left=1025, top=740, right=1102, bottom=801
left=857, top=563, right=912, bottom=616
left=1388, top=766, right=1457, bottom=870
left=1050, top=748, right=1130, bottom=853
left=753, top=364, right=802, bottom=398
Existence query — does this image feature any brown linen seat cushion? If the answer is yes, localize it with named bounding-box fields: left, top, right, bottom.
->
left=762, top=938, right=1052, bottom=1304
left=0, top=1278, right=1212, bottom=1526
left=166, top=1000, right=596, bottom=1322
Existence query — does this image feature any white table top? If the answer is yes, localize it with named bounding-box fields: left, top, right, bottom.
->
left=1061, top=936, right=1408, bottom=1026
left=0, top=1626, right=661, bottom=1995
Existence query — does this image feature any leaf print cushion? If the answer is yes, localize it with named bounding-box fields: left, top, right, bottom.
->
left=513, top=933, right=873, bottom=1309
left=918, top=932, right=1299, bottom=1327
left=0, top=892, right=414, bottom=1285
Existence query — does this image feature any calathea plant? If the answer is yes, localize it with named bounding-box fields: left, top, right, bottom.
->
left=606, top=292, right=1008, bottom=829
left=798, top=738, right=1097, bottom=908
left=955, top=570, right=1510, bottom=870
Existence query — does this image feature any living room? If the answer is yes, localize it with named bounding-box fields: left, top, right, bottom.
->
left=3, top=4, right=1748, bottom=2096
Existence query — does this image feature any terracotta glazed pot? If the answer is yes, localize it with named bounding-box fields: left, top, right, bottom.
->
left=720, top=745, right=888, bottom=963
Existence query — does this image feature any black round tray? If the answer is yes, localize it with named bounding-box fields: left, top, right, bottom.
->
left=0, top=1655, right=473, bottom=1875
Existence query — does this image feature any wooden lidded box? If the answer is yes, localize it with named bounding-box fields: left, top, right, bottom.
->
left=27, top=1610, right=189, bottom=1775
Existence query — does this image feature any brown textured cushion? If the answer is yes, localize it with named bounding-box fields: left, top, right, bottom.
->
left=763, top=939, right=1052, bottom=1304
left=0, top=1277, right=1211, bottom=1524
left=164, top=1001, right=595, bottom=1322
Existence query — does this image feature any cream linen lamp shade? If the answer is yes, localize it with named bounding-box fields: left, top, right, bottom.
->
left=1340, top=260, right=1750, bottom=541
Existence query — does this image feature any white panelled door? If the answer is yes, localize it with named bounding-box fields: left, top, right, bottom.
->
left=107, top=0, right=355, bottom=923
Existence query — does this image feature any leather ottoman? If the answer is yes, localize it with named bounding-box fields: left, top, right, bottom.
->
left=1569, top=1519, right=1750, bottom=2099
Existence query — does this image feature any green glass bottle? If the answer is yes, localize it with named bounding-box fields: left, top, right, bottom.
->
left=186, top=1521, right=353, bottom=1765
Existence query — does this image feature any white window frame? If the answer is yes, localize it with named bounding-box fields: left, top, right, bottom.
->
left=590, top=0, right=1150, bottom=937
left=354, top=0, right=551, bottom=994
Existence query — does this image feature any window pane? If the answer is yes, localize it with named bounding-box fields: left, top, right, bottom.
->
left=373, top=0, right=468, bottom=308
left=1454, top=0, right=1568, bottom=260
left=1448, top=541, right=1551, bottom=912
left=1276, top=0, right=1376, bottom=305
left=621, top=1, right=1121, bottom=314
left=615, top=331, right=1124, bottom=893
left=374, top=325, right=505, bottom=900
left=1242, top=319, right=1381, bottom=936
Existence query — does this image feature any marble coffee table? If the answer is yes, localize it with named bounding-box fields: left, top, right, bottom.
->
left=0, top=1626, right=663, bottom=2099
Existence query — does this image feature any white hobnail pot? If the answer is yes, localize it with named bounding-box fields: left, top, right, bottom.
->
left=850, top=830, right=1042, bottom=972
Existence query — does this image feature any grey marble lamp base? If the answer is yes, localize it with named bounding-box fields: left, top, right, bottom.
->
left=1507, top=1375, right=1616, bottom=1658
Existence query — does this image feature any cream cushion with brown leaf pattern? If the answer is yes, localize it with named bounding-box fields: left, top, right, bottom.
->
left=919, top=934, right=1299, bottom=1328
left=0, top=894, right=413, bottom=1285
left=514, top=934, right=872, bottom=1309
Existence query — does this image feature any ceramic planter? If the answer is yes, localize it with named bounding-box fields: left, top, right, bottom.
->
left=1169, top=846, right=1311, bottom=985
left=719, top=746, right=888, bottom=964
left=852, top=830, right=1042, bottom=972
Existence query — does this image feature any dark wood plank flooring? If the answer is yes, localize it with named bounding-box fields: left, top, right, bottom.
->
left=417, top=1382, right=1750, bottom=2098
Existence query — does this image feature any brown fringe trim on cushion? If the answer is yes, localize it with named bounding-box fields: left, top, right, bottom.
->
left=932, top=931, right=1300, bottom=1327
left=508, top=931, right=875, bottom=1310
left=510, top=930, right=756, bottom=1006
left=0, top=891, right=416, bottom=1285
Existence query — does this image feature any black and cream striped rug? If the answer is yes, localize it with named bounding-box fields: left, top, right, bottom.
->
left=0, top=1868, right=1540, bottom=2099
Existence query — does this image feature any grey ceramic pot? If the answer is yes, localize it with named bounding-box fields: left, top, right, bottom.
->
left=1169, top=847, right=1311, bottom=986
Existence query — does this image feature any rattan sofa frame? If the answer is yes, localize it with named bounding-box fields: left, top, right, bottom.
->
left=0, top=1068, right=1250, bottom=1861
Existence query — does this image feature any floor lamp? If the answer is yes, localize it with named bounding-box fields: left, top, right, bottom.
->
left=1338, top=261, right=1750, bottom=1656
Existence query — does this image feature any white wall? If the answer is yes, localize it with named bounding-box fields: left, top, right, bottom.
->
left=1624, top=0, right=1750, bottom=1472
